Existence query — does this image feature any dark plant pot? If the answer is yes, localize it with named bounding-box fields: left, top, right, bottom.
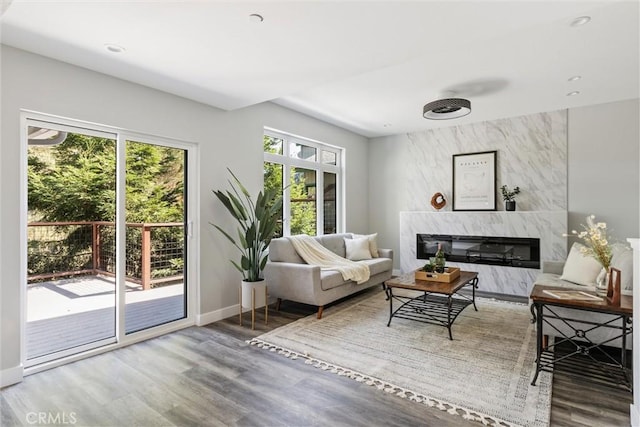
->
left=505, top=200, right=516, bottom=211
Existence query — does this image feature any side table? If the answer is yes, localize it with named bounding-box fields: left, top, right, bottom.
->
left=529, top=284, right=633, bottom=391
left=239, top=280, right=268, bottom=330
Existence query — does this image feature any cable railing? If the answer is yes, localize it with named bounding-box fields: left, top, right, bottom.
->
left=27, top=221, right=184, bottom=289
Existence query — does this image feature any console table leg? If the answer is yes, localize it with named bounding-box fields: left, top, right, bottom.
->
left=386, top=287, right=393, bottom=327
left=531, top=303, right=543, bottom=386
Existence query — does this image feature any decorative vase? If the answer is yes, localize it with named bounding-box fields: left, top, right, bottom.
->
left=595, top=268, right=609, bottom=296
left=606, top=267, right=621, bottom=306
left=505, top=200, right=516, bottom=211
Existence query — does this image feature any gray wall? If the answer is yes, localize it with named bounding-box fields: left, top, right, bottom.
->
left=568, top=99, right=640, bottom=240
left=370, top=101, right=640, bottom=269
left=0, top=46, right=369, bottom=375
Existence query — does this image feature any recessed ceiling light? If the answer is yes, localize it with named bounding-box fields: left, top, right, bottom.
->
left=249, top=13, right=264, bottom=23
left=571, top=16, right=591, bottom=27
left=568, top=75, right=582, bottom=82
left=567, top=91, right=580, bottom=97
left=105, top=44, right=125, bottom=53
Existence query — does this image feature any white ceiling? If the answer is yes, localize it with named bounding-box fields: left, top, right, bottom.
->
left=1, top=1, right=638, bottom=138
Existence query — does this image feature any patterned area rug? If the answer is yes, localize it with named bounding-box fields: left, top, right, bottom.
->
left=250, top=290, right=552, bottom=427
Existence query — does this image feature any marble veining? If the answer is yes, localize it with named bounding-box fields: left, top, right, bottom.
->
left=402, top=110, right=567, bottom=212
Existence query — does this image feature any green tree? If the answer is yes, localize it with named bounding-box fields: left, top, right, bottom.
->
left=28, top=135, right=183, bottom=223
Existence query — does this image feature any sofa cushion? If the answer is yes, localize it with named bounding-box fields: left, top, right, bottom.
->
left=268, top=238, right=304, bottom=263
left=610, top=243, right=633, bottom=292
left=345, top=237, right=372, bottom=261
left=318, top=234, right=350, bottom=258
left=352, top=233, right=379, bottom=257
left=534, top=273, right=593, bottom=290
left=559, top=242, right=603, bottom=286
left=320, top=270, right=349, bottom=291
left=359, top=257, right=393, bottom=276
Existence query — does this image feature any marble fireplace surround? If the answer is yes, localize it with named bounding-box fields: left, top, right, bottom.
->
left=400, top=211, right=567, bottom=297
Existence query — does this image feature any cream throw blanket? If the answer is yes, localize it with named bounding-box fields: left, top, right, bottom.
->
left=287, top=235, right=370, bottom=284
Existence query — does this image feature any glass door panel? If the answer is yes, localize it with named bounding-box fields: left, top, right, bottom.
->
left=124, top=140, right=187, bottom=333
left=26, top=126, right=117, bottom=363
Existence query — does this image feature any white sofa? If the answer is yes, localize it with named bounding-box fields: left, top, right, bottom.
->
left=263, top=233, right=393, bottom=319
left=532, top=242, right=633, bottom=348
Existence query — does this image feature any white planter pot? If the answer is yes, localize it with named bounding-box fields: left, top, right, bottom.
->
left=241, top=279, right=267, bottom=309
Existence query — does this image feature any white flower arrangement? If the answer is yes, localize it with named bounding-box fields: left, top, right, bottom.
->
left=567, top=215, right=612, bottom=269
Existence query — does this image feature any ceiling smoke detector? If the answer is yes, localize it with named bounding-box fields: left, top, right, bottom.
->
left=423, top=98, right=471, bottom=120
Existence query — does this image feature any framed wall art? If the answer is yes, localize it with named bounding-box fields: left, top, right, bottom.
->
left=452, top=150, right=497, bottom=211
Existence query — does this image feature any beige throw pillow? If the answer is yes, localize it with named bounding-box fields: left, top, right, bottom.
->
left=345, top=237, right=373, bottom=261
left=352, top=233, right=379, bottom=258
left=560, top=242, right=603, bottom=286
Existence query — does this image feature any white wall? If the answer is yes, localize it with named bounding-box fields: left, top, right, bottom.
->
left=0, top=46, right=369, bottom=378
left=568, top=99, right=640, bottom=240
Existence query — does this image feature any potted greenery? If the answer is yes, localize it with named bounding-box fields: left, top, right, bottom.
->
left=212, top=168, right=283, bottom=292
left=500, top=185, right=520, bottom=211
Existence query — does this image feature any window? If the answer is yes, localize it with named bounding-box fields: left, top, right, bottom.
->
left=264, top=129, right=342, bottom=237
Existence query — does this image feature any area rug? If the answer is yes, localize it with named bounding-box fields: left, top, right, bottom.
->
left=249, top=290, right=552, bottom=427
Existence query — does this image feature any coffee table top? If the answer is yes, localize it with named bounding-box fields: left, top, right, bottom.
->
left=385, top=270, right=478, bottom=295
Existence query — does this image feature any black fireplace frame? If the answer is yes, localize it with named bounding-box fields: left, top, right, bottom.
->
left=417, top=234, right=540, bottom=269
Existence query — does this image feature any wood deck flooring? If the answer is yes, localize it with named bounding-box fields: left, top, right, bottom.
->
left=26, top=295, right=185, bottom=359
left=3, top=289, right=633, bottom=426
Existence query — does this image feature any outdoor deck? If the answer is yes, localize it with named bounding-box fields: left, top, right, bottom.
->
left=27, top=276, right=185, bottom=360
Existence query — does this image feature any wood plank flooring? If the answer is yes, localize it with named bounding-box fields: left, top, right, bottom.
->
left=2, top=289, right=633, bottom=426
left=26, top=295, right=185, bottom=359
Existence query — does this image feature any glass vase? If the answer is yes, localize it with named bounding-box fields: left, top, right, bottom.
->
left=595, top=267, right=609, bottom=296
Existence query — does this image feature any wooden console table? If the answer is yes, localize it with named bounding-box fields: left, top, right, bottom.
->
left=529, top=284, right=633, bottom=391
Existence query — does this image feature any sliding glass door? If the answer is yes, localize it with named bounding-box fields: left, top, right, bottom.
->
left=25, top=119, right=191, bottom=366
left=26, top=124, right=118, bottom=363
left=124, top=140, right=187, bottom=333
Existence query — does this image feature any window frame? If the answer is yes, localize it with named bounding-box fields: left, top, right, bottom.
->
left=263, top=128, right=343, bottom=236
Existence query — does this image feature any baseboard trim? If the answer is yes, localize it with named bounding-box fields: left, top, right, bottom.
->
left=0, top=364, right=24, bottom=388
left=631, top=404, right=640, bottom=427
left=197, top=304, right=240, bottom=326
left=197, top=297, right=278, bottom=326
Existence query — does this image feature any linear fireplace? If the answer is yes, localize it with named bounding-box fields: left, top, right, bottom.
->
left=417, top=234, right=540, bottom=269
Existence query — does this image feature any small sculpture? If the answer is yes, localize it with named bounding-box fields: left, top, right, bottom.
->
left=430, top=192, right=446, bottom=210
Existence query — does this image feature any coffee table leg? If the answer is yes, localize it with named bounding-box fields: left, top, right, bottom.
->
left=447, top=296, right=453, bottom=340
left=472, top=277, right=478, bottom=311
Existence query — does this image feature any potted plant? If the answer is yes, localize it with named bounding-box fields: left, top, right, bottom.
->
left=212, top=168, right=283, bottom=312
left=500, top=185, right=520, bottom=211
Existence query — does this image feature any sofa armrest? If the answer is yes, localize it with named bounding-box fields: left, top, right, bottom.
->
left=263, top=261, right=323, bottom=305
left=377, top=248, right=393, bottom=260
left=542, top=261, right=565, bottom=275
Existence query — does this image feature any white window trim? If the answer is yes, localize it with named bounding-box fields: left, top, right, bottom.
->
left=20, top=110, right=200, bottom=372
left=264, top=128, right=344, bottom=236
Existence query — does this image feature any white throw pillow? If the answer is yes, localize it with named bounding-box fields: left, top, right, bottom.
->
left=352, top=233, right=379, bottom=258
left=560, top=242, right=603, bottom=286
left=610, top=243, right=634, bottom=292
left=345, top=237, right=372, bottom=261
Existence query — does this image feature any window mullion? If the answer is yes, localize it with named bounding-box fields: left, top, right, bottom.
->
left=317, top=172, right=324, bottom=235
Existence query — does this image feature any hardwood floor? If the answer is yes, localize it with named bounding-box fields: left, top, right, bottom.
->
left=1, top=290, right=633, bottom=426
